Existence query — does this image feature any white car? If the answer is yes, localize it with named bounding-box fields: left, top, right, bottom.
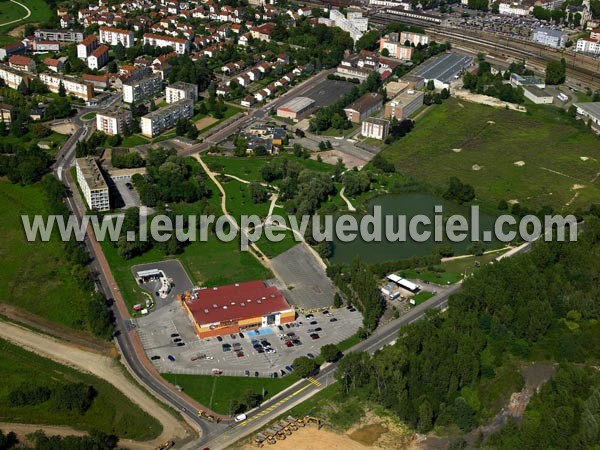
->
left=235, top=414, right=247, bottom=422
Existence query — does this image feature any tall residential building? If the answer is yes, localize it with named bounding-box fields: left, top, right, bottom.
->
left=165, top=81, right=198, bottom=103
left=87, top=45, right=109, bottom=70
left=576, top=37, right=600, bottom=54
left=75, top=157, right=110, bottom=211
left=142, top=33, right=189, bottom=54
left=122, top=73, right=163, bottom=103
left=77, top=34, right=99, bottom=59
left=140, top=99, right=194, bottom=137
left=380, top=33, right=413, bottom=60
left=400, top=31, right=429, bottom=46
left=96, top=109, right=133, bottom=136
left=99, top=26, right=135, bottom=48
left=38, top=73, right=94, bottom=101
left=328, top=9, right=368, bottom=42
left=34, top=29, right=85, bottom=42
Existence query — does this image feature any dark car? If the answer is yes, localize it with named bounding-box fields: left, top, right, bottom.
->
left=349, top=307, right=357, bottom=312
left=273, top=372, right=278, bottom=378
left=222, top=344, right=231, bottom=351
left=253, top=344, right=262, bottom=350
left=322, top=310, right=329, bottom=315
left=245, top=370, right=250, bottom=377
left=280, top=369, right=286, bottom=376
left=286, top=332, right=296, bottom=337
left=256, top=347, right=264, bottom=353
left=239, top=332, right=245, bottom=338
left=174, top=338, right=182, bottom=342
left=125, top=182, right=133, bottom=190
left=237, top=351, right=244, bottom=357
left=292, top=339, right=302, bottom=346
left=278, top=325, right=284, bottom=331
left=285, top=365, right=293, bottom=372
left=329, top=317, right=338, bottom=322
left=217, top=336, right=223, bottom=342
left=176, top=342, right=185, bottom=347
left=309, top=321, right=318, bottom=325
left=170, top=333, right=179, bottom=338
left=307, top=353, right=315, bottom=359
left=346, top=305, right=353, bottom=310
left=230, top=334, right=237, bottom=339
left=314, top=327, right=322, bottom=332
left=167, top=355, right=175, bottom=361
left=254, top=371, right=259, bottom=377
left=285, top=324, right=291, bottom=329
left=150, top=355, right=161, bottom=360
left=310, top=333, right=320, bottom=340
left=260, top=340, right=270, bottom=346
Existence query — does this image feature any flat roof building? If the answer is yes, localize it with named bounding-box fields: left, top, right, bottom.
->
left=177, top=280, right=295, bottom=338
left=343, top=92, right=383, bottom=123
left=413, top=53, right=473, bottom=89
left=522, top=86, right=553, bottom=104
left=574, top=102, right=600, bottom=129
left=96, top=108, right=132, bottom=136
left=75, top=157, right=110, bottom=211
left=276, top=96, right=315, bottom=120
left=384, top=90, right=424, bottom=120
left=140, top=99, right=194, bottom=137
left=165, top=81, right=198, bottom=104
left=122, top=73, right=163, bottom=103
left=361, top=117, right=389, bottom=140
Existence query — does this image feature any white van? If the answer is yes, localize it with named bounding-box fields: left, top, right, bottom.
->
left=234, top=414, right=247, bottom=422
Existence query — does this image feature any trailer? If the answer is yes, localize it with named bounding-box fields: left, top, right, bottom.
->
left=397, top=278, right=420, bottom=293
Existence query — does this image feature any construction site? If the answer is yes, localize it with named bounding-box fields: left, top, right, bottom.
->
left=254, top=416, right=321, bottom=447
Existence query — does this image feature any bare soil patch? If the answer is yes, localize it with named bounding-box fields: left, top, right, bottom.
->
left=195, top=116, right=218, bottom=130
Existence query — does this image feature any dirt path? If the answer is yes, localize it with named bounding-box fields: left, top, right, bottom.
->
left=339, top=187, right=356, bottom=212
left=0, top=303, right=114, bottom=355
left=0, top=320, right=188, bottom=446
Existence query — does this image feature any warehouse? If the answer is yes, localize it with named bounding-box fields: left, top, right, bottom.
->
left=276, top=96, right=315, bottom=120
left=178, top=281, right=295, bottom=338
left=413, top=53, right=473, bottom=89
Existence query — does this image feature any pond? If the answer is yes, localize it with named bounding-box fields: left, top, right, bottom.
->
left=329, top=193, right=503, bottom=264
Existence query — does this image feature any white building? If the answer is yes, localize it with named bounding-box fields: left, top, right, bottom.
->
left=87, top=45, right=109, bottom=70
left=140, top=99, right=194, bottom=137
left=361, top=118, right=389, bottom=140
left=573, top=102, right=600, bottom=128
left=39, top=73, right=94, bottom=101
left=77, top=35, right=99, bottom=59
left=400, top=31, right=429, bottom=46
left=99, top=26, right=135, bottom=48
left=380, top=33, right=413, bottom=60
left=576, top=37, right=600, bottom=54
left=166, top=81, right=198, bottom=103
left=328, top=9, right=368, bottom=43
left=143, top=33, right=189, bottom=54
left=0, top=63, right=29, bottom=90
left=96, top=109, right=133, bottom=136
left=75, top=157, right=110, bottom=211
left=498, top=2, right=532, bottom=15
left=532, top=27, right=566, bottom=48
left=122, top=73, right=163, bottom=103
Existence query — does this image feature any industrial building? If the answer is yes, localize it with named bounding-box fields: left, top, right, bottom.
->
left=140, top=99, right=194, bottom=137
left=343, top=92, right=383, bottom=123
left=361, top=118, right=389, bottom=140
left=573, top=102, right=600, bottom=129
left=412, top=53, right=473, bottom=89
left=122, top=73, right=163, bottom=103
left=276, top=96, right=315, bottom=120
left=384, top=90, right=424, bottom=120
left=177, top=280, right=295, bottom=338
left=96, top=109, right=133, bottom=136
left=165, top=81, right=199, bottom=104
left=75, top=157, right=110, bottom=211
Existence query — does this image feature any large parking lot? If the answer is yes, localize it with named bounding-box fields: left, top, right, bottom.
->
left=137, top=306, right=362, bottom=378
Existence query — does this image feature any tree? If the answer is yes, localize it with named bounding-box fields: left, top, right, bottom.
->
left=333, top=292, right=343, bottom=308
left=320, top=344, right=342, bottom=362
left=54, top=383, right=96, bottom=414
left=114, top=42, right=125, bottom=60
left=545, top=59, right=566, bottom=85
left=381, top=48, right=390, bottom=57
left=443, top=177, right=475, bottom=204
left=58, top=80, right=66, bottom=97
left=107, top=60, right=118, bottom=73
left=356, top=30, right=380, bottom=52
left=292, top=356, right=318, bottom=378
left=249, top=182, right=269, bottom=203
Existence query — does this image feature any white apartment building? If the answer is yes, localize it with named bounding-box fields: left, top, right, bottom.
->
left=96, top=109, right=133, bottom=136
left=576, top=37, right=600, bottom=54
left=122, top=73, right=163, bottom=103
left=99, top=26, right=135, bottom=48
left=165, top=81, right=198, bottom=103
left=140, top=99, right=194, bottom=137
left=328, top=9, right=367, bottom=42
left=0, top=63, right=29, bottom=90
left=77, top=34, right=99, bottom=59
left=361, top=118, right=389, bottom=140
left=39, top=73, right=94, bottom=101
left=380, top=33, right=413, bottom=60
left=498, top=2, right=532, bottom=15
left=143, top=33, right=189, bottom=54
left=75, top=157, right=110, bottom=211
left=87, top=45, right=109, bottom=70
left=400, top=31, right=429, bottom=46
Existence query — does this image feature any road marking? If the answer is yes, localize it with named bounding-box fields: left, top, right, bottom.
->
left=240, top=383, right=312, bottom=427
left=307, top=377, right=322, bottom=387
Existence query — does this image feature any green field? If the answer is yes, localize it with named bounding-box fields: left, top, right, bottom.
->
left=0, top=0, right=52, bottom=38
left=400, top=268, right=462, bottom=285
left=411, top=291, right=434, bottom=305
left=121, top=134, right=150, bottom=148
left=0, top=181, right=92, bottom=330
left=380, top=99, right=600, bottom=212
left=162, top=373, right=299, bottom=415
left=220, top=177, right=271, bottom=222
left=81, top=112, right=97, bottom=120
left=255, top=226, right=299, bottom=258
left=0, top=336, right=162, bottom=439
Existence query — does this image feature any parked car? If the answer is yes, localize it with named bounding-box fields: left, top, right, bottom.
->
left=322, top=310, right=329, bottom=315
left=217, top=336, right=223, bottom=342
left=285, top=365, right=293, bottom=372
left=151, top=355, right=161, bottom=360
left=245, top=370, right=250, bottom=377
left=310, top=333, right=320, bottom=340
left=314, top=327, right=322, bottom=332
left=254, top=371, right=259, bottom=377
left=167, top=355, right=175, bottom=361
left=170, top=333, right=179, bottom=338
left=176, top=342, right=185, bottom=347
left=222, top=344, right=231, bottom=351
left=307, top=353, right=315, bottom=359
left=174, top=338, right=182, bottom=342
left=280, top=369, right=286, bottom=376
left=292, top=339, right=302, bottom=346
left=285, top=341, right=294, bottom=347
left=230, top=334, right=237, bottom=339
left=237, top=351, right=244, bottom=357
left=306, top=314, right=314, bottom=319
left=239, top=332, right=245, bottom=338
left=309, top=321, right=317, bottom=325
left=329, top=318, right=338, bottom=322
left=278, top=325, right=284, bottom=331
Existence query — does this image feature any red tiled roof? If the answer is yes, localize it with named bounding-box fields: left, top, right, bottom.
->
left=184, top=281, right=292, bottom=326
left=9, top=55, right=32, bottom=66
left=91, top=45, right=109, bottom=58
left=99, top=25, right=132, bottom=34
left=81, top=34, right=98, bottom=46
left=144, top=33, right=187, bottom=44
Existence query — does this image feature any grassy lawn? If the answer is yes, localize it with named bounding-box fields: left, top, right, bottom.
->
left=255, top=226, right=300, bottom=258
left=0, top=181, right=93, bottom=330
left=0, top=336, right=162, bottom=440
left=121, top=134, right=150, bottom=148
left=379, top=98, right=600, bottom=212
left=411, top=291, right=434, bottom=305
left=81, top=112, right=97, bottom=120
left=162, top=373, right=299, bottom=415
left=199, top=106, right=242, bottom=133
left=0, top=0, right=52, bottom=37
left=440, top=251, right=506, bottom=277
left=2, top=131, right=67, bottom=153
left=400, top=268, right=462, bottom=285
left=317, top=123, right=360, bottom=138
left=220, top=177, right=271, bottom=222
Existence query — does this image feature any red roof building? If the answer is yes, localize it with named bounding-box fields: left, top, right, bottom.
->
left=178, top=281, right=295, bottom=338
